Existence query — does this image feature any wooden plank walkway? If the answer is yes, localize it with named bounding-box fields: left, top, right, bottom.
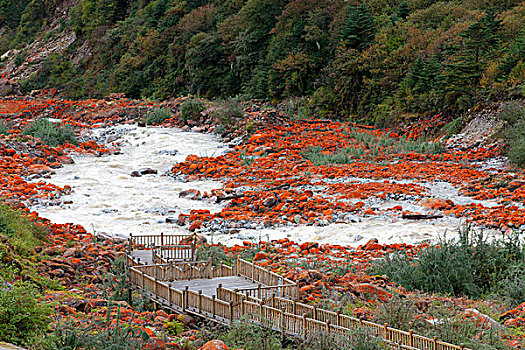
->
left=169, top=276, right=260, bottom=297
left=125, top=234, right=470, bottom=350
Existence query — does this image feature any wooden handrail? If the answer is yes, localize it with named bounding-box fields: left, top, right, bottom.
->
left=127, top=252, right=469, bottom=350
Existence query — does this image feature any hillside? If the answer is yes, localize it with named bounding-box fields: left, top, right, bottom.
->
left=1, top=0, right=525, bottom=123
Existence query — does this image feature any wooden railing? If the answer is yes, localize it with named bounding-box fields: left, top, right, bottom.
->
left=126, top=246, right=468, bottom=350
left=152, top=245, right=195, bottom=263
left=128, top=233, right=196, bottom=251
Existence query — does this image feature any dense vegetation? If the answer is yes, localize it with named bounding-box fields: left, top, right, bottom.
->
left=1, top=0, right=524, bottom=122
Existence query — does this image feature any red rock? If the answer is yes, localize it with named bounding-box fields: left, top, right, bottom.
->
left=200, top=340, right=229, bottom=350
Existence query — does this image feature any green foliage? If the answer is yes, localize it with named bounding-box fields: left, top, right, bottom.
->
left=3, top=0, right=525, bottom=120
left=23, top=118, right=78, bottom=147
left=0, top=121, right=11, bottom=135
left=373, top=226, right=524, bottom=298
left=211, top=99, right=244, bottom=127
left=0, top=271, right=52, bottom=346
left=500, top=102, right=525, bottom=167
left=50, top=308, right=153, bottom=350
left=219, top=316, right=282, bottom=350
left=0, top=202, right=46, bottom=256
left=102, top=257, right=132, bottom=304
left=180, top=99, right=205, bottom=123
left=164, top=320, right=184, bottom=336
left=339, top=3, right=377, bottom=50
left=196, top=244, right=232, bottom=266
left=145, top=107, right=171, bottom=125
left=443, top=117, right=464, bottom=136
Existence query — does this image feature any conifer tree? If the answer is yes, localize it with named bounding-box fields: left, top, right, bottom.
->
left=339, top=2, right=376, bottom=50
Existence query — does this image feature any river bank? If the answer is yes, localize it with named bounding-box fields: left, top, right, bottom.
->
left=0, top=95, right=524, bottom=349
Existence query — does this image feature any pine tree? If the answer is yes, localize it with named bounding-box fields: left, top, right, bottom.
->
left=339, top=2, right=376, bottom=50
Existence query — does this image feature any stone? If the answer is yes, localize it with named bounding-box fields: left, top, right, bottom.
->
left=200, top=340, right=229, bottom=350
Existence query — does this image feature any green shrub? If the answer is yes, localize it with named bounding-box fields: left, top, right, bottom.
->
left=145, top=108, right=171, bottom=125
left=50, top=308, right=152, bottom=350
left=219, top=316, right=281, bottom=350
left=508, top=120, right=525, bottom=167
left=495, top=263, right=525, bottom=308
left=443, top=117, right=464, bottom=136
left=180, top=99, right=205, bottom=123
left=0, top=202, right=46, bottom=256
left=23, top=118, right=78, bottom=147
left=0, top=273, right=52, bottom=346
left=373, top=226, right=524, bottom=298
left=500, top=101, right=525, bottom=125
left=197, top=244, right=232, bottom=266
left=211, top=99, right=244, bottom=127
left=0, top=121, right=10, bottom=135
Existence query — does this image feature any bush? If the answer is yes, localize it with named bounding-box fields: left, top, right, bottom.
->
left=219, top=317, right=281, bottom=350
left=145, top=108, right=171, bottom=125
left=180, top=99, right=205, bottom=123
left=500, top=102, right=525, bottom=167
left=50, top=308, right=152, bottom=350
left=211, top=99, right=244, bottom=127
left=0, top=202, right=46, bottom=256
left=508, top=120, right=525, bottom=167
left=0, top=121, right=11, bottom=135
left=373, top=226, right=524, bottom=298
left=0, top=273, right=52, bottom=346
left=23, top=118, right=78, bottom=147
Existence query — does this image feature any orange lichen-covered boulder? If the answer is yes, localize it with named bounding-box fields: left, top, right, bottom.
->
left=200, top=340, right=230, bottom=350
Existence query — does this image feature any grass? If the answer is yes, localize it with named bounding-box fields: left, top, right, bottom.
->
left=211, top=99, right=244, bottom=128
left=23, top=118, right=78, bottom=147
left=0, top=269, right=52, bottom=347
left=372, top=225, right=524, bottom=299
left=303, top=129, right=444, bottom=165
left=144, top=107, right=171, bottom=125
left=0, top=202, right=47, bottom=257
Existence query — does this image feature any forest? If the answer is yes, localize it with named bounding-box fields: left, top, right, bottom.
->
left=1, top=0, right=525, bottom=123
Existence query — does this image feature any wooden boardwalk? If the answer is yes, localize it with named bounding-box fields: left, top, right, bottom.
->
left=126, top=234, right=470, bottom=350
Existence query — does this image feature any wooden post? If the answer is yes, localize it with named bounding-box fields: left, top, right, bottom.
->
left=326, top=320, right=330, bottom=333
left=313, top=306, right=317, bottom=320
left=272, top=293, right=276, bottom=309
left=191, top=233, right=196, bottom=261
left=160, top=232, right=164, bottom=247
left=280, top=308, right=285, bottom=342
left=251, top=261, right=255, bottom=282
left=336, top=311, right=341, bottom=327
left=409, top=330, right=414, bottom=347
left=212, top=295, right=216, bottom=318
left=433, top=336, right=437, bottom=350
left=303, top=314, right=308, bottom=338
left=167, top=286, right=172, bottom=306
left=198, top=290, right=203, bottom=313
left=293, top=301, right=297, bottom=315
left=259, top=300, right=263, bottom=323
left=229, top=301, right=234, bottom=321
left=129, top=233, right=133, bottom=252
left=233, top=256, right=238, bottom=276
left=141, top=270, right=145, bottom=290
left=383, top=323, right=388, bottom=341
left=241, top=296, right=245, bottom=315
left=154, top=276, right=158, bottom=297
left=183, top=286, right=189, bottom=311
left=258, top=284, right=262, bottom=299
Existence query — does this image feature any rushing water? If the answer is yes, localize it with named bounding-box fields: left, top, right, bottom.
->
left=32, top=125, right=498, bottom=246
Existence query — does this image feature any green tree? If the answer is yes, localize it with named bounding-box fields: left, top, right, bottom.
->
left=444, top=10, right=502, bottom=108
left=339, top=2, right=376, bottom=50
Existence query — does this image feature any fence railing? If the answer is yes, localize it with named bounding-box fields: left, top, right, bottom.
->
left=126, top=244, right=469, bottom=350
left=128, top=233, right=196, bottom=251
